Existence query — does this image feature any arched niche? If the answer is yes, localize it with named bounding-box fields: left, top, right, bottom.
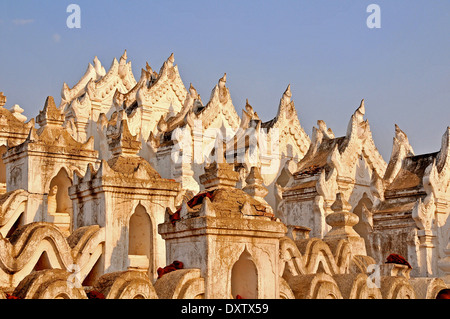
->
left=231, top=248, right=258, bottom=299
left=48, top=167, right=73, bottom=235
left=128, top=204, right=153, bottom=276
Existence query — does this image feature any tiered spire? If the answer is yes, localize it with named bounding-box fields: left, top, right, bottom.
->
left=107, top=116, right=141, bottom=157
left=324, top=193, right=366, bottom=255
left=383, top=124, right=415, bottom=184
left=243, top=166, right=273, bottom=214
left=36, top=96, right=65, bottom=127
left=199, top=159, right=239, bottom=190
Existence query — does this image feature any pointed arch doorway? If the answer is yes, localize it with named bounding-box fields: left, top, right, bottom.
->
left=231, top=248, right=258, bottom=299
left=128, top=204, right=153, bottom=277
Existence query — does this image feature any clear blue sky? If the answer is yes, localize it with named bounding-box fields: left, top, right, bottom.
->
left=0, top=0, right=449, bottom=160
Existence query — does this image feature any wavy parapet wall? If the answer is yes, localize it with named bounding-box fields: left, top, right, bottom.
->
left=278, top=236, right=442, bottom=299
left=0, top=222, right=105, bottom=288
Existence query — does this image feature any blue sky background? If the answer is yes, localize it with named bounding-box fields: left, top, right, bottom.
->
left=0, top=0, right=449, bottom=160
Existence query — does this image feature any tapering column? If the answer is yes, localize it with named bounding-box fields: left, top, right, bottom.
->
left=324, top=192, right=366, bottom=255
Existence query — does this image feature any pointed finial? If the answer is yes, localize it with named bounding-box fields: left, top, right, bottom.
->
left=394, top=124, right=408, bottom=141
left=284, top=84, right=292, bottom=97
left=121, top=49, right=128, bottom=61
left=61, top=81, right=69, bottom=95
left=394, top=123, right=402, bottom=137
left=357, top=99, right=365, bottom=115
left=347, top=99, right=366, bottom=135
left=219, top=73, right=227, bottom=84
left=145, top=61, right=153, bottom=73
left=218, top=73, right=227, bottom=90
left=244, top=98, right=254, bottom=114
left=392, top=124, right=413, bottom=157
left=93, top=56, right=106, bottom=77
left=93, top=55, right=101, bottom=67
left=189, top=83, right=198, bottom=98
left=168, top=52, right=175, bottom=64
left=317, top=120, right=334, bottom=138
left=318, top=120, right=327, bottom=131
left=280, top=84, right=292, bottom=107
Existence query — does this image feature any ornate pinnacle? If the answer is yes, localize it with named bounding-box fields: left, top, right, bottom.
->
left=217, top=73, right=228, bottom=102
left=220, top=73, right=227, bottom=83
left=346, top=99, right=368, bottom=139
left=324, top=192, right=367, bottom=255
left=166, top=53, right=175, bottom=67
left=243, top=166, right=272, bottom=214
left=356, top=99, right=365, bottom=116
left=93, top=56, right=101, bottom=69
left=284, top=84, right=292, bottom=98
left=36, top=96, right=65, bottom=127
left=394, top=124, right=414, bottom=155
left=218, top=73, right=227, bottom=88
left=279, top=84, right=292, bottom=111
left=245, top=98, right=254, bottom=114
left=145, top=61, right=153, bottom=73
left=189, top=83, right=198, bottom=99
left=93, top=56, right=105, bottom=77
left=393, top=124, right=412, bottom=152
left=120, top=49, right=128, bottom=62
